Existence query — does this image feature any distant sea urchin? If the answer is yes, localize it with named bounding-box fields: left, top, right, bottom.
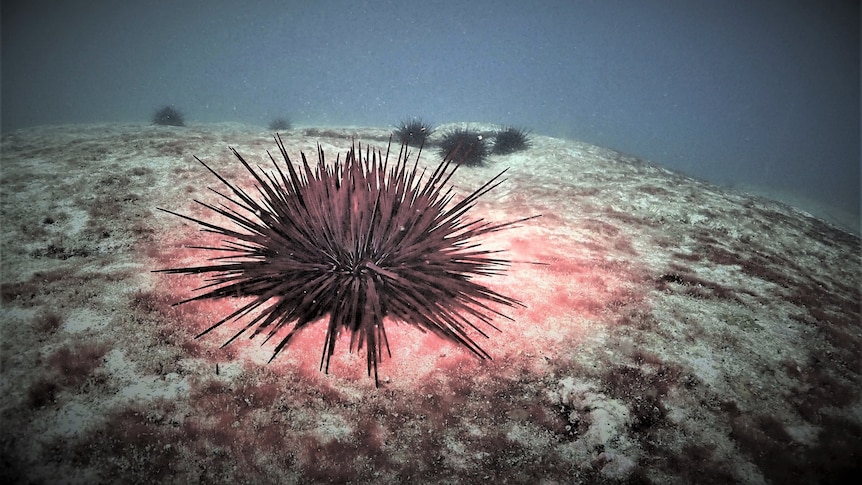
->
left=394, top=118, right=434, bottom=147
left=439, top=128, right=489, bottom=166
left=156, top=135, right=535, bottom=385
left=493, top=127, right=531, bottom=154
left=152, top=105, right=185, bottom=126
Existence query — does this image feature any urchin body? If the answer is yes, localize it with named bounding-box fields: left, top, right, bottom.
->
left=394, top=118, right=434, bottom=147
left=156, top=136, right=532, bottom=385
left=153, top=105, right=185, bottom=126
left=439, top=128, right=488, bottom=166
left=493, top=127, right=531, bottom=154
left=268, top=118, right=292, bottom=131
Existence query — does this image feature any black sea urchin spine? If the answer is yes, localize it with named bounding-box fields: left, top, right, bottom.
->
left=156, top=135, right=536, bottom=385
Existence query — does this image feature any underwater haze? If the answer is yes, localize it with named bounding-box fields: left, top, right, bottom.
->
left=2, top=0, right=859, bottom=234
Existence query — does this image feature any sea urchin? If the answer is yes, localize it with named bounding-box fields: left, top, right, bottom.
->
left=493, top=127, right=531, bottom=154
left=155, top=135, right=535, bottom=386
left=152, top=105, right=185, bottom=126
left=394, top=118, right=434, bottom=147
left=439, top=128, right=488, bottom=166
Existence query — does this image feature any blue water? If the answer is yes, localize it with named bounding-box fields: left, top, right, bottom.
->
left=2, top=0, right=858, bottom=233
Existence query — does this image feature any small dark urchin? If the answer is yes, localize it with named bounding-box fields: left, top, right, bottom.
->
left=268, top=117, right=292, bottom=131
left=155, top=135, right=536, bottom=386
left=492, top=127, right=531, bottom=155
left=439, top=128, right=488, bottom=166
left=153, top=105, right=185, bottom=126
left=393, top=118, right=434, bottom=147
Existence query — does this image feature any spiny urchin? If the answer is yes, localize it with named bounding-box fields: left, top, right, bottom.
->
left=268, top=117, right=292, bottom=131
left=152, top=105, right=185, bottom=126
left=393, top=118, right=434, bottom=147
left=439, top=128, right=488, bottom=166
left=155, top=135, right=536, bottom=386
left=493, top=127, right=531, bottom=154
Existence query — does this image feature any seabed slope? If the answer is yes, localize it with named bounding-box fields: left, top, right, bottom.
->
left=1, top=123, right=859, bottom=484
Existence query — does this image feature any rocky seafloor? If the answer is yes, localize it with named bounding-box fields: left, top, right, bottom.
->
left=1, top=123, right=859, bottom=484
